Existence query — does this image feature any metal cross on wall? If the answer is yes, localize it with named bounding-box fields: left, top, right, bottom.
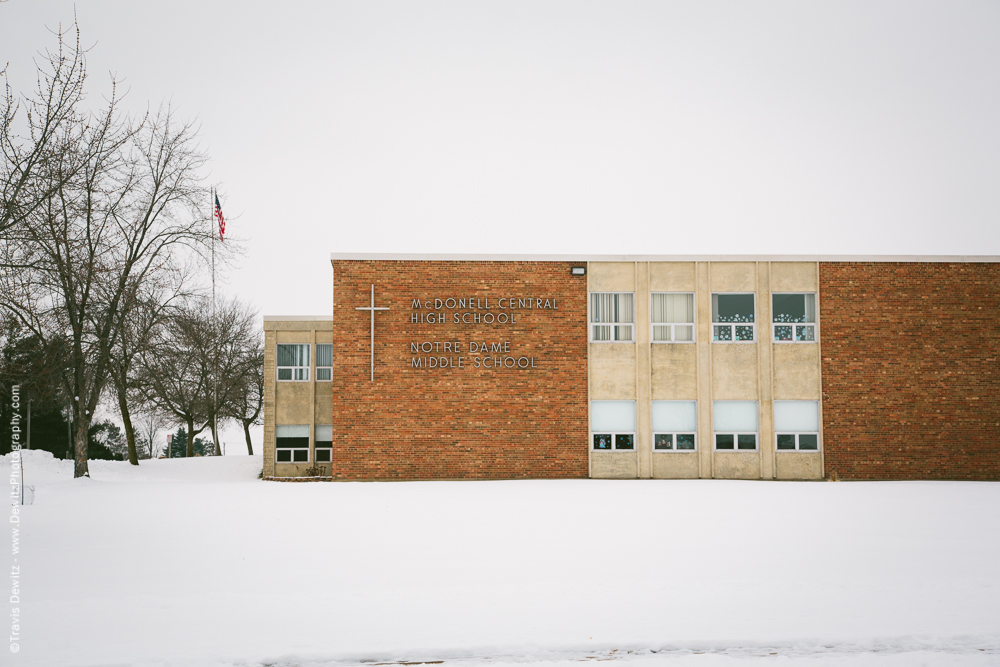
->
left=355, top=284, right=390, bottom=381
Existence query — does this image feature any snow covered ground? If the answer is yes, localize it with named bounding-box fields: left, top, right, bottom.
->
left=3, top=450, right=999, bottom=667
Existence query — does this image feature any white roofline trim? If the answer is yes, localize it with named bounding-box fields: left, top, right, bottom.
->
left=329, top=253, right=1000, bottom=263
left=263, top=315, right=333, bottom=322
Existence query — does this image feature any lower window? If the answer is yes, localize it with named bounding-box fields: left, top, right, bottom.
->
left=715, top=433, right=757, bottom=450
left=652, top=400, right=698, bottom=451
left=275, top=424, right=309, bottom=462
left=314, top=425, right=333, bottom=462
left=776, top=433, right=819, bottom=450
left=654, top=433, right=696, bottom=450
left=591, top=400, right=636, bottom=451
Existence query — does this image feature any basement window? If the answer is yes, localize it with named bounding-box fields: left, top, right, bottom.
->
left=314, top=425, right=333, bottom=462
left=713, top=401, right=758, bottom=450
left=651, top=293, right=695, bottom=342
left=316, top=344, right=333, bottom=381
left=277, top=344, right=310, bottom=381
left=590, top=292, right=634, bottom=342
left=712, top=294, right=755, bottom=342
left=775, top=401, right=820, bottom=451
left=591, top=400, right=636, bottom=451
left=276, top=424, right=309, bottom=462
left=772, top=294, right=817, bottom=342
left=652, top=400, right=697, bottom=451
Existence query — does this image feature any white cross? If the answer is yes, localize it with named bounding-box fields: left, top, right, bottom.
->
left=355, top=284, right=390, bottom=381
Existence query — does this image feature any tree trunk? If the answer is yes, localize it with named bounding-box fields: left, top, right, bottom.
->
left=73, top=417, right=90, bottom=478
left=242, top=419, right=254, bottom=455
left=211, top=420, right=221, bottom=456
left=186, top=417, right=195, bottom=457
left=116, top=386, right=139, bottom=465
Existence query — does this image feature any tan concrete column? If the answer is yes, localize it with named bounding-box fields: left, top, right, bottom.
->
left=635, top=261, right=652, bottom=478
left=696, top=262, right=713, bottom=478
left=757, top=263, right=775, bottom=479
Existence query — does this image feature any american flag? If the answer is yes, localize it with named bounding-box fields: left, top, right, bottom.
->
left=214, top=194, right=226, bottom=241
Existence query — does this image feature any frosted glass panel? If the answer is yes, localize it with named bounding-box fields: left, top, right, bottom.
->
left=652, top=401, right=697, bottom=431
left=774, top=401, right=819, bottom=431
left=713, top=401, right=758, bottom=431
left=314, top=425, right=333, bottom=442
left=276, top=424, right=309, bottom=438
left=591, top=401, right=636, bottom=432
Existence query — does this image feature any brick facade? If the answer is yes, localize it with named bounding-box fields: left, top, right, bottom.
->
left=329, top=261, right=589, bottom=479
left=819, top=263, right=1000, bottom=480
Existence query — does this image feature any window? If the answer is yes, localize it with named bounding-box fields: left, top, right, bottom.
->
left=277, top=344, right=310, bottom=381
left=590, top=292, right=634, bottom=342
left=712, top=294, right=755, bottom=342
left=276, top=424, right=309, bottom=462
left=775, top=401, right=820, bottom=451
left=591, top=400, right=635, bottom=451
left=652, top=400, right=697, bottom=451
left=772, top=294, right=817, bottom=342
left=316, top=344, right=333, bottom=381
left=651, top=293, right=695, bottom=342
left=314, top=424, right=333, bottom=462
left=713, top=401, right=758, bottom=450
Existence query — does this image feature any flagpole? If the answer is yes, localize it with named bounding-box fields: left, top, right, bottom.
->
left=212, top=186, right=219, bottom=456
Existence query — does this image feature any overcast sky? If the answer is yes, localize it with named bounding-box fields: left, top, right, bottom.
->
left=3, top=0, right=999, bottom=319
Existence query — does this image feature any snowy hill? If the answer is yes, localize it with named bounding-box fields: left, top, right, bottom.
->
left=3, top=450, right=999, bottom=667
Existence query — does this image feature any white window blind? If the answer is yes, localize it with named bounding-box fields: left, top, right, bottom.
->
left=591, top=401, right=636, bottom=432
left=713, top=401, right=758, bottom=432
left=651, top=293, right=694, bottom=342
left=652, top=401, right=697, bottom=432
left=590, top=292, right=634, bottom=341
left=314, top=425, right=333, bottom=442
left=774, top=401, right=819, bottom=432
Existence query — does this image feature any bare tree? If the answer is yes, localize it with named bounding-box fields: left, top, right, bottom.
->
left=1, top=20, right=89, bottom=240
left=229, top=334, right=263, bottom=455
left=1, top=37, right=218, bottom=477
left=134, top=410, right=165, bottom=459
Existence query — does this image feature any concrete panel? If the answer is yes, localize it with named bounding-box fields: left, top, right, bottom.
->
left=589, top=262, right=635, bottom=292
left=275, top=331, right=312, bottom=344
left=591, top=451, right=638, bottom=478
left=709, top=262, right=756, bottom=292
left=649, top=262, right=696, bottom=292
left=775, top=452, right=823, bottom=479
left=276, top=383, right=312, bottom=423
left=635, top=263, right=652, bottom=479
left=651, top=452, right=699, bottom=478
left=265, top=320, right=333, bottom=332
left=773, top=344, right=821, bottom=399
left=711, top=343, right=759, bottom=399
left=771, top=262, right=818, bottom=293
left=315, top=383, right=333, bottom=423
left=651, top=344, right=698, bottom=399
left=272, top=462, right=330, bottom=478
left=713, top=451, right=760, bottom=479
left=589, top=343, right=637, bottom=399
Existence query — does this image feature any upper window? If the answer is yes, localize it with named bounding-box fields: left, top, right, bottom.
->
left=772, top=294, right=816, bottom=343
left=591, top=400, right=636, bottom=451
left=713, top=401, right=758, bottom=450
left=712, top=294, right=755, bottom=342
left=651, top=293, right=694, bottom=342
left=774, top=401, right=820, bottom=451
left=652, top=400, right=697, bottom=451
left=316, top=344, right=333, bottom=381
left=275, top=424, right=309, bottom=462
left=277, top=344, right=309, bottom=381
left=590, top=293, right=634, bottom=342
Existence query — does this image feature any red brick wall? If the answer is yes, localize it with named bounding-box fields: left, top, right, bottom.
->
left=329, top=261, right=589, bottom=479
left=819, top=263, right=1000, bottom=480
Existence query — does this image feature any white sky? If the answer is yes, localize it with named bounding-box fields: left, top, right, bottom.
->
left=3, top=1, right=999, bottom=318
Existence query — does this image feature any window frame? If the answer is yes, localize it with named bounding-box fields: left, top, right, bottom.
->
left=650, top=292, right=696, bottom=344
left=314, top=424, right=333, bottom=462
left=591, top=432, right=636, bottom=451
left=275, top=425, right=310, bottom=463
left=315, top=343, right=333, bottom=381
left=714, top=432, right=758, bottom=451
left=276, top=343, right=310, bottom=382
left=589, top=291, right=635, bottom=343
left=653, top=432, right=697, bottom=452
left=771, top=292, right=818, bottom=344
left=711, top=292, right=756, bottom=343
left=775, top=432, right=820, bottom=451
